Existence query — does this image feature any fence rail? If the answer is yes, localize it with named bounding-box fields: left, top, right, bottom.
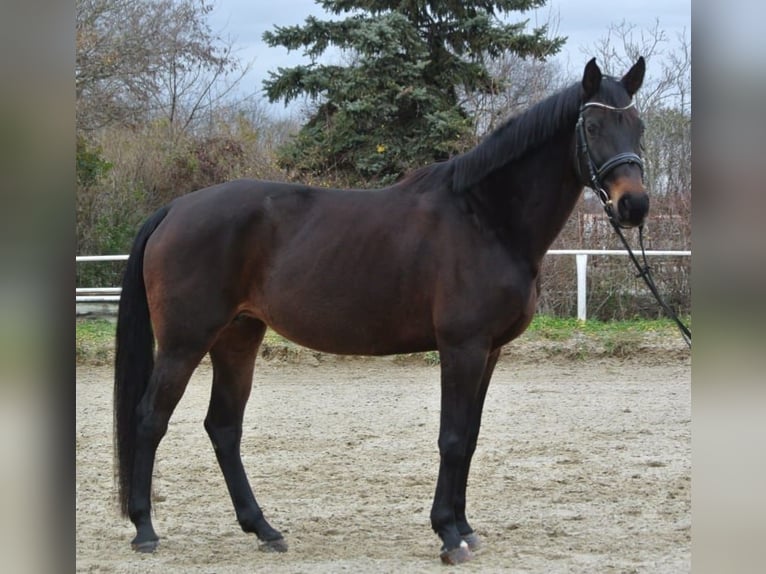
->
left=76, top=250, right=691, bottom=320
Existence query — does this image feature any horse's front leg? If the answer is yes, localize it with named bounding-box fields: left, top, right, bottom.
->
left=430, top=340, right=492, bottom=565
left=454, top=347, right=501, bottom=552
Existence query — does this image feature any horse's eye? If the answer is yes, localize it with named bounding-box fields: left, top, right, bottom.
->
left=586, top=121, right=599, bottom=136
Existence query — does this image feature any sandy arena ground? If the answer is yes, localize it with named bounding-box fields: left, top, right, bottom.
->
left=76, top=352, right=690, bottom=573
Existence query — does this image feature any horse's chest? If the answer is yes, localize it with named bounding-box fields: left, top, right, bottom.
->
left=482, top=267, right=539, bottom=344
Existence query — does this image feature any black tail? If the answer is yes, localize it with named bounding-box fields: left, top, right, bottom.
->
left=114, top=205, right=170, bottom=517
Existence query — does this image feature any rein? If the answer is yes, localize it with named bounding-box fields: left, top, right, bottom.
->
left=608, top=221, right=692, bottom=348
left=576, top=101, right=692, bottom=348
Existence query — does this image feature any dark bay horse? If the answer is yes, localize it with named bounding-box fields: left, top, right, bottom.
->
left=114, top=58, right=648, bottom=564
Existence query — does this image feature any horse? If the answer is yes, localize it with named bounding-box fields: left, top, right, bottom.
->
left=113, top=57, right=648, bottom=565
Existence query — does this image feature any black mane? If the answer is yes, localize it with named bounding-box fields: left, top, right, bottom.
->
left=450, top=82, right=583, bottom=193
left=449, top=76, right=631, bottom=195
left=397, top=75, right=631, bottom=195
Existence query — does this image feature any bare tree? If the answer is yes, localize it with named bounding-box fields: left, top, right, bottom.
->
left=461, top=52, right=565, bottom=140
left=584, top=19, right=690, bottom=113
left=76, top=0, right=250, bottom=134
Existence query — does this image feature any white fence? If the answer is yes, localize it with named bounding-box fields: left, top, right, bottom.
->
left=76, top=255, right=128, bottom=303
left=76, top=250, right=691, bottom=320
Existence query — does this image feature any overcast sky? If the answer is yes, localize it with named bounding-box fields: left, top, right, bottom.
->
left=208, top=0, right=691, bottom=114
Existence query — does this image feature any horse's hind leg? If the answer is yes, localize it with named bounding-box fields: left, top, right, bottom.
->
left=129, top=348, right=205, bottom=552
left=205, top=316, right=286, bottom=552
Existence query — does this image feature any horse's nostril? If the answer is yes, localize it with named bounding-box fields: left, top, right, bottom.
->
left=618, top=195, right=631, bottom=210
left=618, top=192, right=649, bottom=224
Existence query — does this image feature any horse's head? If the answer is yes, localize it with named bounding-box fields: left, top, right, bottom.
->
left=577, top=57, right=649, bottom=228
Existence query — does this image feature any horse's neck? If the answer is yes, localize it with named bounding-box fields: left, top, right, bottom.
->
left=476, top=136, right=583, bottom=264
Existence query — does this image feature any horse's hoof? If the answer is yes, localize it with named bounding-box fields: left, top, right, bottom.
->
left=131, top=539, right=159, bottom=553
left=259, top=537, right=288, bottom=553
left=440, top=540, right=473, bottom=565
left=462, top=532, right=482, bottom=551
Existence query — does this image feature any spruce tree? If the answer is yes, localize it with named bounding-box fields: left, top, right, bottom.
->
left=263, top=0, right=563, bottom=185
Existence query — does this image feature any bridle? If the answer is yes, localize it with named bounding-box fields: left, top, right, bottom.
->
left=575, top=101, right=644, bottom=221
left=575, top=101, right=692, bottom=348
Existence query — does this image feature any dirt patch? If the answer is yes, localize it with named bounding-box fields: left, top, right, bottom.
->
left=76, top=353, right=690, bottom=573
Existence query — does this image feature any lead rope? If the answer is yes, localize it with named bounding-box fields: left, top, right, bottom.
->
left=607, top=218, right=691, bottom=348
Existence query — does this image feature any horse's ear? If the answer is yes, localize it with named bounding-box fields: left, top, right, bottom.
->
left=582, top=58, right=602, bottom=98
left=621, top=56, right=646, bottom=96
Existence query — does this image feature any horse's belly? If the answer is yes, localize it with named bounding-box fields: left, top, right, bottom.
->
left=267, top=314, right=437, bottom=356
left=259, top=291, right=437, bottom=356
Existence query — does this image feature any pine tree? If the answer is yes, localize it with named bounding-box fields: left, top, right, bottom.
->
left=263, top=0, right=563, bottom=185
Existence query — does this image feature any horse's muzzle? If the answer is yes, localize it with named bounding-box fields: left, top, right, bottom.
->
left=614, top=190, right=650, bottom=228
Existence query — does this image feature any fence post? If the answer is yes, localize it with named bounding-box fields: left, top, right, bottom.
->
left=576, top=253, right=588, bottom=321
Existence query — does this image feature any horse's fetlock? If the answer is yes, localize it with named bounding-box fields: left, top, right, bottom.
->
left=237, top=508, right=266, bottom=532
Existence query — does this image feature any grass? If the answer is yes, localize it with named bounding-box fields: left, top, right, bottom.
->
left=523, top=315, right=690, bottom=360
left=75, top=317, right=117, bottom=365
left=526, top=314, right=689, bottom=340
left=76, top=314, right=690, bottom=366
